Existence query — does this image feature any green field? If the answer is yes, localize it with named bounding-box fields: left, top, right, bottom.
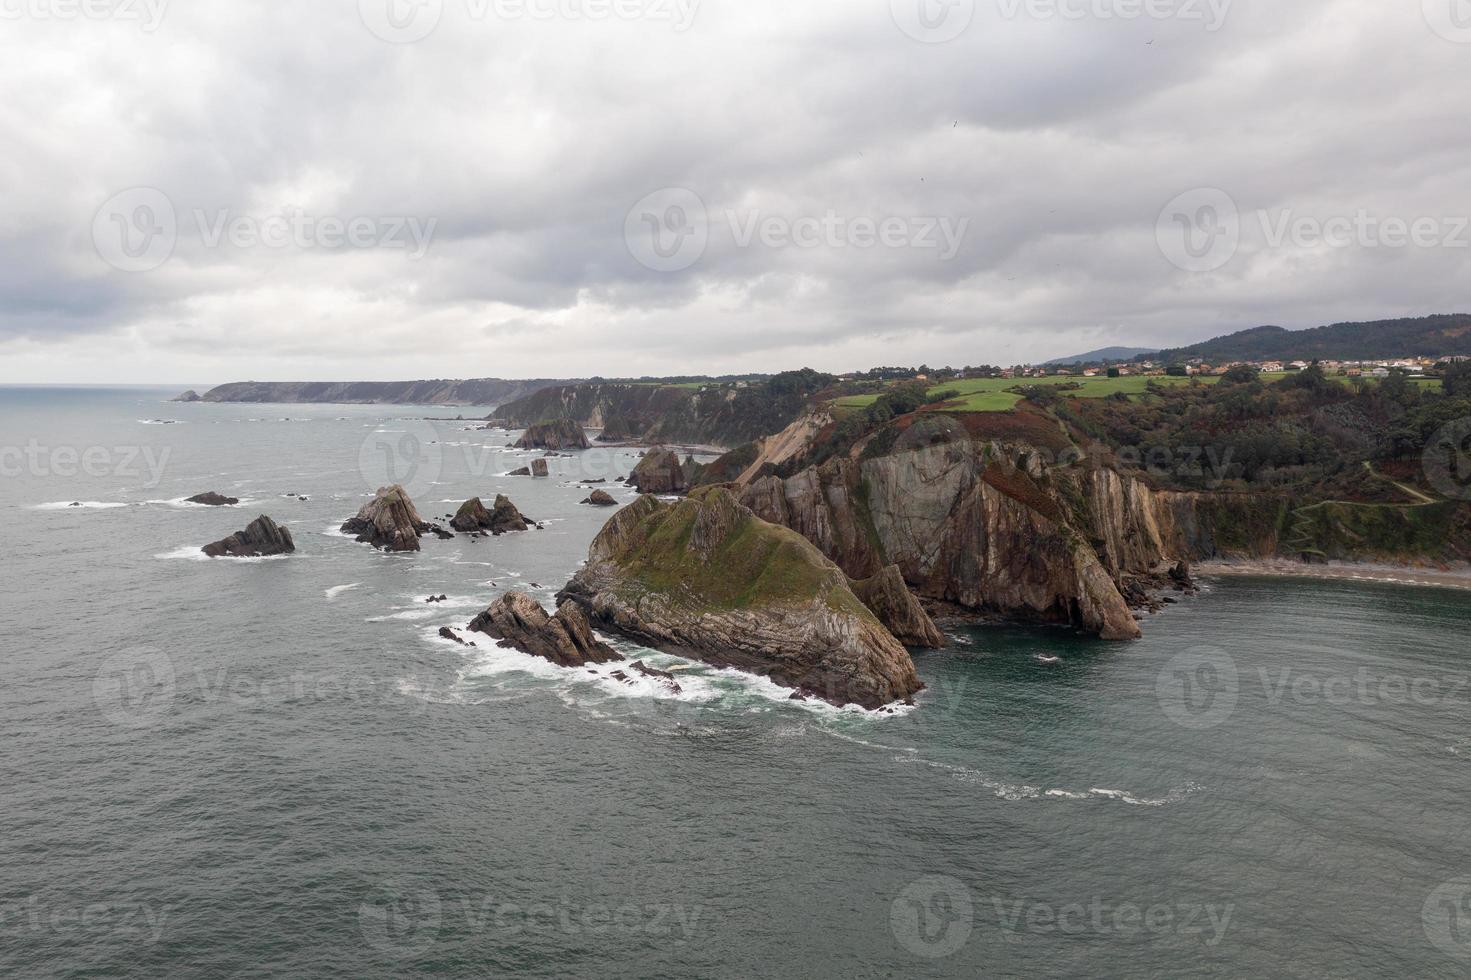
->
left=829, top=373, right=1441, bottom=415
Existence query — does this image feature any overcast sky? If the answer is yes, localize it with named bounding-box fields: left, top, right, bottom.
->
left=2, top=0, right=1468, bottom=383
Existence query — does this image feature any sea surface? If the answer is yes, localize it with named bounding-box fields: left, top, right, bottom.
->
left=3, top=385, right=1471, bottom=978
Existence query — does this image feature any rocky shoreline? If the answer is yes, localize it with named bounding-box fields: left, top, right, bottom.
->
left=1194, top=559, right=1471, bottom=591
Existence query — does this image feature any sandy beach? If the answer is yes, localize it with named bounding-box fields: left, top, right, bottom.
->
left=1195, top=559, right=1471, bottom=592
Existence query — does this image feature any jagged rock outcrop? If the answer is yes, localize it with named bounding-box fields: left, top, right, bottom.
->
left=449, top=495, right=530, bottom=534
left=174, top=390, right=202, bottom=403
left=468, top=592, right=623, bottom=668
left=341, top=485, right=438, bottom=552
left=629, top=448, right=689, bottom=494
left=582, top=489, right=618, bottom=507
left=202, top=515, right=295, bottom=558
left=508, top=466, right=532, bottom=476
left=515, top=418, right=590, bottom=451
left=187, top=492, right=238, bottom=507
left=531, top=459, right=549, bottom=478
left=557, top=488, right=924, bottom=709
left=848, top=566, right=947, bottom=648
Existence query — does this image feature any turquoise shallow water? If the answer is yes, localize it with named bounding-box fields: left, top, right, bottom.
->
left=3, top=385, right=1471, bottom=978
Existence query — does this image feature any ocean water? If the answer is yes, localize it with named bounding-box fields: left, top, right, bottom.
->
left=3, top=385, right=1471, bottom=978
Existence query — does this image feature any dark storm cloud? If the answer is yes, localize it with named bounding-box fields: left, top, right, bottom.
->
left=1, top=0, right=1468, bottom=381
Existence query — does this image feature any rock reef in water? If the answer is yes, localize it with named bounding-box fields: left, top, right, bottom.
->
left=515, top=418, right=590, bottom=451
left=468, top=591, right=623, bottom=668
left=557, top=487, right=923, bottom=709
left=341, top=485, right=439, bottom=552
left=187, top=492, right=239, bottom=507
left=450, top=495, right=530, bottom=535
left=582, top=489, right=619, bottom=507
left=202, top=514, right=295, bottom=558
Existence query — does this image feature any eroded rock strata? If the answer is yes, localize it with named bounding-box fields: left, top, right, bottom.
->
left=468, top=591, right=623, bottom=668
left=557, top=488, right=923, bottom=709
left=515, top=418, right=590, bottom=451
left=450, top=495, right=530, bottom=534
left=202, top=515, right=295, bottom=558
left=341, top=485, right=439, bottom=552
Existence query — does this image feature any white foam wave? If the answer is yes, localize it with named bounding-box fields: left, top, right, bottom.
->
left=325, top=583, right=362, bottom=599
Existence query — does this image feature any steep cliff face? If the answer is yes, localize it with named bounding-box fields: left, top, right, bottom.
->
left=495, top=375, right=825, bottom=450
left=557, top=489, right=924, bottom=709
left=738, top=438, right=1287, bottom=638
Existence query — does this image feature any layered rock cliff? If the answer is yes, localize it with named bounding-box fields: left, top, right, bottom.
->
left=557, top=489, right=924, bottom=709
left=735, top=436, right=1287, bottom=639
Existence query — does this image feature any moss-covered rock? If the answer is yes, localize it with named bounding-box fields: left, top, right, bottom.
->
left=558, top=487, right=924, bottom=709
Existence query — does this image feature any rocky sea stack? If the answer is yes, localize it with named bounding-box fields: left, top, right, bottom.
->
left=450, top=495, right=530, bottom=534
left=173, top=390, right=202, bottom=403
left=202, top=515, right=295, bottom=558
left=469, top=591, right=623, bottom=668
left=558, top=487, right=924, bottom=709
left=515, top=418, right=590, bottom=451
left=628, top=448, right=690, bottom=495
left=187, top=492, right=239, bottom=507
left=582, top=489, right=618, bottom=507
left=341, top=485, right=438, bottom=552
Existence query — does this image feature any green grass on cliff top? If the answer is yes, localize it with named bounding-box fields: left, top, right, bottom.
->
left=830, top=373, right=1442, bottom=414
left=610, top=493, right=871, bottom=618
